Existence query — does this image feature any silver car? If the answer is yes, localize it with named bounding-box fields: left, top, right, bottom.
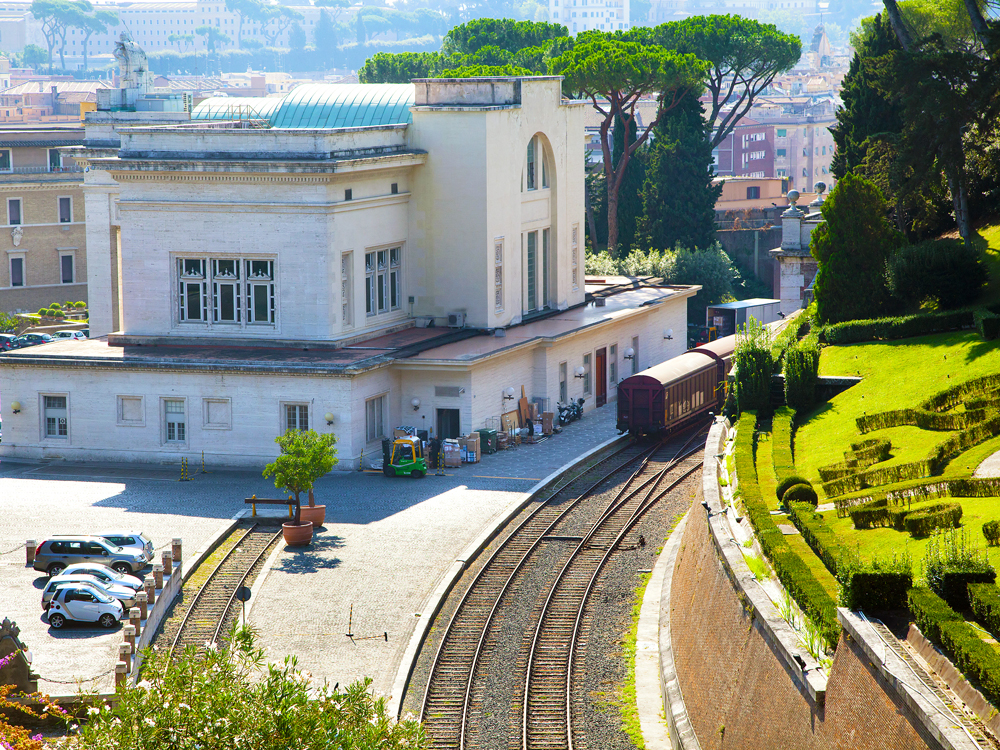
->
left=96, top=532, right=154, bottom=564
left=33, top=537, right=147, bottom=577
left=61, top=563, right=143, bottom=591
left=46, top=584, right=123, bottom=629
left=42, top=575, right=136, bottom=610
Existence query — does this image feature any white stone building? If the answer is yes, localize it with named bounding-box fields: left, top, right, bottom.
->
left=0, top=77, right=696, bottom=468
left=550, top=0, right=629, bottom=34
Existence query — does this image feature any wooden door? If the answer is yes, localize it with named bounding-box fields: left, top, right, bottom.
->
left=596, top=347, right=607, bottom=407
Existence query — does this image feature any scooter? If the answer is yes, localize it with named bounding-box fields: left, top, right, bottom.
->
left=569, top=397, right=585, bottom=422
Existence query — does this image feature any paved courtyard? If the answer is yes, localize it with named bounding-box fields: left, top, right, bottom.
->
left=0, top=405, right=618, bottom=698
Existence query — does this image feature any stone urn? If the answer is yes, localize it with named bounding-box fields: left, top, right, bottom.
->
left=282, top=520, right=313, bottom=546
left=298, top=489, right=325, bottom=527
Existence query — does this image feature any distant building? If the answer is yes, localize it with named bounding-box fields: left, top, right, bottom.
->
left=549, top=0, right=630, bottom=34
left=0, top=80, right=110, bottom=124
left=713, top=117, right=774, bottom=179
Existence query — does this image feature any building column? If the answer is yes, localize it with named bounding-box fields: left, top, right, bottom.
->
left=83, top=178, right=118, bottom=337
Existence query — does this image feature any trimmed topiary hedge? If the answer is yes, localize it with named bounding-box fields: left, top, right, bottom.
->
left=817, top=309, right=974, bottom=345
left=975, top=309, right=1000, bottom=341
left=784, top=483, right=818, bottom=506
left=904, top=503, right=962, bottom=537
left=784, top=342, right=820, bottom=413
left=823, top=459, right=932, bottom=498
left=838, top=558, right=912, bottom=610
left=856, top=408, right=988, bottom=434
left=787, top=502, right=842, bottom=575
left=734, top=412, right=840, bottom=650
left=776, top=474, right=810, bottom=502
left=850, top=498, right=891, bottom=530
left=984, top=520, right=1000, bottom=547
left=968, top=583, right=1000, bottom=640
left=771, top=407, right=796, bottom=484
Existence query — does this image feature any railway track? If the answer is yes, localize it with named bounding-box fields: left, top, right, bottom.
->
left=152, top=521, right=283, bottom=655
left=418, top=427, right=705, bottom=750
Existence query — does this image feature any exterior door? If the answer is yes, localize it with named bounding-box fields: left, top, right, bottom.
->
left=436, top=408, right=461, bottom=439
left=596, top=348, right=608, bottom=407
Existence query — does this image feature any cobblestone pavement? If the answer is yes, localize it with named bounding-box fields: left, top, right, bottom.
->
left=0, top=405, right=620, bottom=697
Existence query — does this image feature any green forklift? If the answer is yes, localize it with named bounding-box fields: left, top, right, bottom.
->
left=382, top=435, right=428, bottom=478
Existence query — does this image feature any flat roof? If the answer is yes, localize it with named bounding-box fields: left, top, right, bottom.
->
left=707, top=298, right=781, bottom=310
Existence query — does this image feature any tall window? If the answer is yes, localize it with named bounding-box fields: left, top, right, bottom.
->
left=164, top=399, right=185, bottom=442
left=494, top=238, right=504, bottom=314
left=212, top=259, right=240, bottom=322
left=559, top=362, right=567, bottom=403
left=365, top=247, right=401, bottom=317
left=285, top=404, right=308, bottom=431
left=245, top=259, right=274, bottom=324
left=341, top=253, right=352, bottom=326
left=571, top=224, right=579, bottom=290
left=526, top=231, right=537, bottom=312
left=58, top=197, right=72, bottom=223
left=366, top=395, right=385, bottom=442
left=44, top=396, right=67, bottom=438
left=10, top=257, right=23, bottom=287
left=178, top=259, right=207, bottom=322
left=48, top=149, right=62, bottom=171
left=631, top=336, right=639, bottom=374
left=0, top=149, right=10, bottom=172
left=526, top=137, right=536, bottom=190
left=8, top=198, right=21, bottom=226
left=610, top=344, right=617, bottom=385
left=542, top=228, right=550, bottom=309
left=60, top=254, right=73, bottom=284
left=179, top=257, right=275, bottom=327
left=582, top=354, right=591, bottom=395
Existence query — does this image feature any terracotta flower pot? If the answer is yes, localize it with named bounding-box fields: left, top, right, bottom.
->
left=299, top=504, right=326, bottom=527
left=282, top=521, right=313, bottom=546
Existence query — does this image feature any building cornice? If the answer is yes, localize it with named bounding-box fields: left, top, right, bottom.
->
left=117, top=190, right=410, bottom=213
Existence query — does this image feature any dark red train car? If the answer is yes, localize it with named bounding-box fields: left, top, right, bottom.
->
left=616, top=334, right=737, bottom=435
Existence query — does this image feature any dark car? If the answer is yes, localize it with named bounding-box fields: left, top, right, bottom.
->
left=13, top=333, right=53, bottom=347
left=0, top=333, right=18, bottom=351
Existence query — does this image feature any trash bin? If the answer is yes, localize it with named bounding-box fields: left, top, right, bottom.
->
left=477, top=428, right=498, bottom=455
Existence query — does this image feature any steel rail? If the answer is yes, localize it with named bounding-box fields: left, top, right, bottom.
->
left=211, top=528, right=283, bottom=645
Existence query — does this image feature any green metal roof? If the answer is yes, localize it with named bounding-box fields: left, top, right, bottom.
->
left=269, top=84, right=415, bottom=129
left=191, top=96, right=282, bottom=122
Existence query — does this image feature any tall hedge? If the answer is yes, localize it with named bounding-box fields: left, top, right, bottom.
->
left=771, top=406, right=796, bottom=483
left=887, top=238, right=986, bottom=310
left=783, top=342, right=820, bottom=413
left=733, top=318, right=774, bottom=415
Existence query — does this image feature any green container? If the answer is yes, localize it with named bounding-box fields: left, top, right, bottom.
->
left=477, top=429, right=498, bottom=455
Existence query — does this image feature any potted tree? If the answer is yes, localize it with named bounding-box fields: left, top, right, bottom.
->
left=263, top=429, right=338, bottom=544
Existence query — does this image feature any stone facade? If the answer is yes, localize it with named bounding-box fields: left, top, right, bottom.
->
left=769, top=191, right=822, bottom=315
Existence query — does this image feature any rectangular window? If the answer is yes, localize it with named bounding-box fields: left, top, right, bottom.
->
left=164, top=399, right=185, bottom=442
left=10, top=256, right=23, bottom=287
left=345, top=188, right=352, bottom=201
left=178, top=258, right=207, bottom=322
left=631, top=336, right=639, bottom=374
left=341, top=253, right=353, bottom=326
left=583, top=353, right=591, bottom=395
left=571, top=224, right=579, bottom=290
left=0, top=149, right=9, bottom=171
left=8, top=198, right=21, bottom=225
left=494, top=238, right=504, bottom=313
left=44, top=395, right=68, bottom=438
left=542, top=228, right=550, bottom=309
left=802, top=147, right=808, bottom=157
left=117, top=396, right=144, bottom=426
left=526, top=231, right=537, bottom=312
left=212, top=259, right=240, bottom=323
left=245, top=259, right=274, bottom=324
left=284, top=403, right=308, bottom=431
left=559, top=362, right=567, bottom=403
left=60, top=254, right=74, bottom=283
left=389, top=246, right=401, bottom=310
left=610, top=344, right=617, bottom=385
left=365, top=395, right=385, bottom=442
left=526, top=137, right=536, bottom=190
left=542, top=148, right=549, bottom=188
left=58, top=197, right=72, bottom=223
left=365, top=248, right=401, bottom=317
left=776, top=148, right=786, bottom=157
left=391, top=182, right=398, bottom=194
left=746, top=186, right=761, bottom=200
left=822, top=145, right=826, bottom=155
left=777, top=128, right=786, bottom=137
left=49, top=149, right=62, bottom=171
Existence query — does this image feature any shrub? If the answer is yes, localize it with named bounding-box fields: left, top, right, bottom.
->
left=48, top=302, right=61, bottom=309
left=822, top=459, right=932, bottom=498
left=939, top=619, right=1000, bottom=710
left=783, top=342, right=820, bottom=413
left=787, top=501, right=842, bottom=575
left=784, top=483, right=818, bottom=506
left=888, top=238, right=986, bottom=310
left=908, top=586, right=961, bottom=642
left=837, top=552, right=912, bottom=610
left=37, top=308, right=50, bottom=316
left=904, top=503, right=962, bottom=537
left=73, top=300, right=86, bottom=308
left=776, top=473, right=810, bottom=502
left=733, top=319, right=773, bottom=415
left=968, top=583, right=1000, bottom=640
left=771, top=407, right=796, bottom=483
left=52, top=310, right=65, bottom=319
left=850, top=498, right=891, bottom=529
left=983, top=520, right=1000, bottom=547
left=975, top=309, right=1000, bottom=341
left=924, top=528, right=997, bottom=610
left=818, top=309, right=974, bottom=345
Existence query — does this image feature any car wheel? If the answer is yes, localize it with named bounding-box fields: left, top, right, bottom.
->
left=47, top=562, right=66, bottom=577
left=98, top=613, right=117, bottom=629
left=112, top=563, right=132, bottom=575
left=48, top=613, right=66, bottom=629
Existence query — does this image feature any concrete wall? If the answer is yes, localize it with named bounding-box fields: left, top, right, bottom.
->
left=715, top=227, right=780, bottom=295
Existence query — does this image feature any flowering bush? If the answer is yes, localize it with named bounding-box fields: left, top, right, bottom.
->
left=0, top=651, right=66, bottom=750
left=73, top=626, right=425, bottom=750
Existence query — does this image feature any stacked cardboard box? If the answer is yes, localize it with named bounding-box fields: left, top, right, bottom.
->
left=459, top=434, right=481, bottom=463
left=442, top=439, right=462, bottom=467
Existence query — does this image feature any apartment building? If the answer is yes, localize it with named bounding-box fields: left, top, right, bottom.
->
left=713, top=117, right=774, bottom=179
left=549, top=0, right=629, bottom=34
left=0, top=127, right=87, bottom=313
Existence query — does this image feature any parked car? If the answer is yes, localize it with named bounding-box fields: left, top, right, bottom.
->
left=0, top=333, right=18, bottom=351
left=13, top=333, right=53, bottom=348
left=61, top=563, right=143, bottom=591
left=33, top=537, right=148, bottom=577
left=96, top=532, right=154, bottom=564
left=52, top=330, right=87, bottom=341
left=45, top=584, right=123, bottom=629
left=41, top=574, right=137, bottom=610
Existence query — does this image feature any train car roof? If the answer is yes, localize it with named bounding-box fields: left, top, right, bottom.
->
left=623, top=334, right=737, bottom=388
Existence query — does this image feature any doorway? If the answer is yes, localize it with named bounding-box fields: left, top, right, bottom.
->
left=596, top=347, right=608, bottom=407
left=437, top=408, right=461, bottom=439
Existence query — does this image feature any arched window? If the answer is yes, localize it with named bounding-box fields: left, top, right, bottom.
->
left=525, top=135, right=549, bottom=192
left=526, top=138, right=536, bottom=191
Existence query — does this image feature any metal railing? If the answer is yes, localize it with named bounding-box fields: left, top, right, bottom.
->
left=0, top=165, right=84, bottom=175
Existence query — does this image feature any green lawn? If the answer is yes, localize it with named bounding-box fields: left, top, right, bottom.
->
left=978, top=222, right=1000, bottom=306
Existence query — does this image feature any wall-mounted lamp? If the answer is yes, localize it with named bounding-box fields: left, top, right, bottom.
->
left=503, top=386, right=515, bottom=406
left=324, top=412, right=334, bottom=426
left=663, top=329, right=674, bottom=340
left=623, top=347, right=635, bottom=361
left=411, top=398, right=421, bottom=412
left=574, top=366, right=586, bottom=379
left=10, top=401, right=20, bottom=414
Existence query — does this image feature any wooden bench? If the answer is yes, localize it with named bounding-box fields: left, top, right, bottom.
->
left=245, top=496, right=298, bottom=519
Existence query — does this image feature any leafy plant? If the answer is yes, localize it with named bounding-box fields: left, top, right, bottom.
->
left=733, top=317, right=774, bottom=415
left=924, top=527, right=996, bottom=609
left=743, top=553, right=771, bottom=581
left=837, top=550, right=912, bottom=610
left=983, top=520, right=1000, bottom=547
left=0, top=311, right=17, bottom=333
left=783, top=342, right=820, bottom=413
left=783, top=483, right=818, bottom=506
left=888, top=238, right=986, bottom=310
left=776, top=474, right=810, bottom=502
left=263, top=429, right=338, bottom=509
left=0, top=651, right=67, bottom=749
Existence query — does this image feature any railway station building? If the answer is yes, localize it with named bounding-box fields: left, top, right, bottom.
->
left=0, top=75, right=697, bottom=469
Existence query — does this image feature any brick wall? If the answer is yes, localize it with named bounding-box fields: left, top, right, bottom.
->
left=670, top=503, right=938, bottom=750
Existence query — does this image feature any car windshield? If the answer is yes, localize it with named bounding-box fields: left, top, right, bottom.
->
left=88, top=589, right=114, bottom=603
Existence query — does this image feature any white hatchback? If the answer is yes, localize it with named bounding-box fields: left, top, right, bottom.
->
left=46, top=584, right=123, bottom=630
left=61, top=563, right=143, bottom=591
left=52, top=330, right=87, bottom=341
left=42, top=574, right=137, bottom=610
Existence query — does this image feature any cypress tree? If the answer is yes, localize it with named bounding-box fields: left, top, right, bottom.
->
left=636, top=94, right=721, bottom=252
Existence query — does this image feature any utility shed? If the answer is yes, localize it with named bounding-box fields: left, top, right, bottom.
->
left=706, top=298, right=781, bottom=338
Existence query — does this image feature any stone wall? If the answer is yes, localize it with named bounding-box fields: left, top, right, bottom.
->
left=715, top=227, right=780, bottom=295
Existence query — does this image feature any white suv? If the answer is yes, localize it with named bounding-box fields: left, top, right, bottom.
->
left=46, top=584, right=123, bottom=629
left=97, top=532, right=154, bottom=564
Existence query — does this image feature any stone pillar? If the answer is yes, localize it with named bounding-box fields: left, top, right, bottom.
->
left=144, top=579, right=155, bottom=606
left=129, top=608, right=141, bottom=638
left=137, top=591, right=148, bottom=620
left=115, top=661, right=128, bottom=688
left=153, top=564, right=163, bottom=589
left=118, top=643, right=131, bottom=671
left=171, top=538, right=182, bottom=564
left=161, top=551, right=172, bottom=577
left=25, top=541, right=35, bottom=566
left=123, top=625, right=135, bottom=652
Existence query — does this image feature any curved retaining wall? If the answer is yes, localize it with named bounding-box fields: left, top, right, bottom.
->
left=662, top=420, right=978, bottom=750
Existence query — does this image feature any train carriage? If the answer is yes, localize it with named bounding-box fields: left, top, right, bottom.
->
left=616, top=334, right=737, bottom=435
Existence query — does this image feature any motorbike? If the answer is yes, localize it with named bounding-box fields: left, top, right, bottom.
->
left=557, top=397, right=586, bottom=426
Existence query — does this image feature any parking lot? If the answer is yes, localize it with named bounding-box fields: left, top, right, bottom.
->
left=0, top=405, right=619, bottom=697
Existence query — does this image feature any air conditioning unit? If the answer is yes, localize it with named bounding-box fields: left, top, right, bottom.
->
left=447, top=312, right=466, bottom=328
